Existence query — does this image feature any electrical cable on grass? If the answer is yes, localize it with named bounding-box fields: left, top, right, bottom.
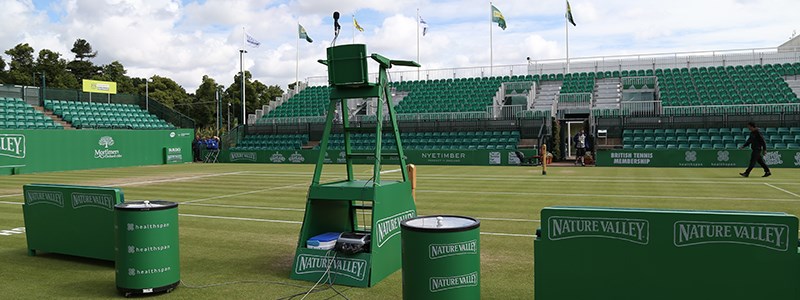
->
left=300, top=250, right=337, bottom=300
left=179, top=279, right=309, bottom=290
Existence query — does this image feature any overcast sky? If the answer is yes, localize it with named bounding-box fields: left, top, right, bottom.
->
left=1, top=0, right=797, bottom=91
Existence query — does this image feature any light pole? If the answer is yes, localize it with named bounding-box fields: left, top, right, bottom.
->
left=33, top=72, right=46, bottom=104
left=239, top=49, right=247, bottom=126
left=227, top=102, right=232, bottom=132
left=145, top=78, right=151, bottom=112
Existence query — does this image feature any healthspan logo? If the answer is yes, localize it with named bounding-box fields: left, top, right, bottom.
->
left=548, top=216, right=650, bottom=245
left=674, top=221, right=789, bottom=251
left=795, top=152, right=800, bottom=166
left=717, top=151, right=730, bottom=162
left=0, top=134, right=26, bottom=159
left=95, top=136, right=122, bottom=159
left=684, top=151, right=697, bottom=162
left=763, top=151, right=783, bottom=165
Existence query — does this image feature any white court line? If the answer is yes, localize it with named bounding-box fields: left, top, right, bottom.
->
left=765, top=183, right=800, bottom=198
left=420, top=177, right=793, bottom=185
left=0, top=201, right=22, bottom=205
left=380, top=169, right=402, bottom=174
left=182, top=203, right=305, bottom=212
left=179, top=202, right=540, bottom=223
left=181, top=182, right=309, bottom=204
left=179, top=213, right=302, bottom=224
left=0, top=172, right=251, bottom=200
left=177, top=213, right=532, bottom=237
left=480, top=232, right=535, bottom=238
left=417, top=189, right=800, bottom=203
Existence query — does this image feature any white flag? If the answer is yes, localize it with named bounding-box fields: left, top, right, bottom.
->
left=419, top=16, right=428, bottom=36
left=246, top=32, right=261, bottom=48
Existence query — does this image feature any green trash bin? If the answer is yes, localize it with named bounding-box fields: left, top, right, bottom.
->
left=401, top=215, right=480, bottom=300
left=115, top=201, right=180, bottom=297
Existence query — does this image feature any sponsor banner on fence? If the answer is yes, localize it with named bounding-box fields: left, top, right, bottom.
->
left=0, top=129, right=193, bottom=175
left=596, top=149, right=800, bottom=168
left=222, top=149, right=538, bottom=166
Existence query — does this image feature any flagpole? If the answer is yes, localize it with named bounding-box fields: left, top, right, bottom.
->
left=417, top=8, right=420, bottom=80
left=296, top=22, right=300, bottom=93
left=489, top=1, right=493, bottom=76
left=241, top=26, right=246, bottom=126
left=565, top=1, right=570, bottom=74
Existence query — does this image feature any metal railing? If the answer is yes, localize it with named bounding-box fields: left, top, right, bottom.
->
left=255, top=116, right=327, bottom=125
left=488, top=104, right=528, bottom=120
left=619, top=100, right=663, bottom=116
left=663, top=103, right=800, bottom=116
left=621, top=76, right=657, bottom=90
left=306, top=47, right=800, bottom=86
left=557, top=93, right=593, bottom=110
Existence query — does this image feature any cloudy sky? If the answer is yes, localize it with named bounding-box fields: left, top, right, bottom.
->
left=1, top=0, right=797, bottom=91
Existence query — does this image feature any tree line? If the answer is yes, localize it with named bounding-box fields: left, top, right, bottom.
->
left=0, top=39, right=285, bottom=132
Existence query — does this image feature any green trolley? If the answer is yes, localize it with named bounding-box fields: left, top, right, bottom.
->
left=401, top=216, right=481, bottom=300
left=114, top=201, right=180, bottom=297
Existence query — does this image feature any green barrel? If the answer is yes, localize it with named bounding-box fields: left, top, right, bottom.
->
left=115, top=201, right=180, bottom=297
left=401, top=216, right=480, bottom=300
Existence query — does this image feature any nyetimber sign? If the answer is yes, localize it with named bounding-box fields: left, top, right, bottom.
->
left=673, top=221, right=790, bottom=251
left=548, top=216, right=650, bottom=245
left=0, top=134, right=26, bottom=159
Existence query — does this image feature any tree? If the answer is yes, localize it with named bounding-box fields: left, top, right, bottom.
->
left=4, top=43, right=36, bottom=85
left=223, top=71, right=284, bottom=125
left=0, top=56, right=7, bottom=83
left=98, top=61, right=134, bottom=93
left=147, top=75, right=191, bottom=108
left=35, top=49, right=78, bottom=89
left=191, top=75, right=223, bottom=129
left=71, top=38, right=97, bottom=61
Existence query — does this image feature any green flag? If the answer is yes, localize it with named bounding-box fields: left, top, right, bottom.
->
left=566, top=1, right=576, bottom=26
left=491, top=5, right=506, bottom=30
left=298, top=24, right=313, bottom=43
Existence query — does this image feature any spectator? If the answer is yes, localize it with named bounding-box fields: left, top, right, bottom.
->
left=192, top=134, right=202, bottom=162
left=573, top=129, right=588, bottom=166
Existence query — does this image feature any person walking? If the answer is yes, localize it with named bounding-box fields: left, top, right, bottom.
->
left=739, top=122, right=771, bottom=178
left=573, top=129, right=587, bottom=166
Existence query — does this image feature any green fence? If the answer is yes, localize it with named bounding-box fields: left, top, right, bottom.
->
left=596, top=149, right=800, bottom=168
left=220, top=149, right=538, bottom=166
left=0, top=129, right=194, bottom=175
left=23, top=184, right=125, bottom=261
left=535, top=206, right=800, bottom=299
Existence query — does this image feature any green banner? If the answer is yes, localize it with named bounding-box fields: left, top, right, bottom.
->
left=23, top=184, right=124, bottom=261
left=535, top=206, right=800, bottom=299
left=221, top=149, right=538, bottom=166
left=0, top=129, right=194, bottom=175
left=596, top=149, right=800, bottom=168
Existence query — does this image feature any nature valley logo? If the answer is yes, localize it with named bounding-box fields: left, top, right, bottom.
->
left=94, top=136, right=122, bottom=159
left=270, top=152, right=287, bottom=163
left=429, top=239, right=477, bottom=260
left=764, top=151, right=783, bottom=165
left=289, top=152, right=305, bottom=163
left=230, top=152, right=257, bottom=162
left=548, top=216, right=649, bottom=245
left=71, top=193, right=115, bottom=211
left=674, top=221, right=789, bottom=251
left=429, top=272, right=478, bottom=293
left=24, top=190, right=64, bottom=207
left=295, top=254, right=368, bottom=281
left=0, top=134, right=26, bottom=159
left=376, top=210, right=416, bottom=248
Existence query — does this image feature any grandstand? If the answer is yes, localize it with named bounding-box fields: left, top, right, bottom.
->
left=43, top=99, right=175, bottom=130
left=231, top=47, right=800, bottom=161
left=0, top=97, right=63, bottom=129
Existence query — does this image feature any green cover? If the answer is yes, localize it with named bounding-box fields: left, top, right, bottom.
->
left=115, top=203, right=180, bottom=294
left=401, top=218, right=480, bottom=299
left=596, top=149, right=800, bottom=168
left=0, top=129, right=193, bottom=175
left=22, top=184, right=124, bottom=261
left=222, top=149, right=537, bottom=166
left=535, top=206, right=800, bottom=300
